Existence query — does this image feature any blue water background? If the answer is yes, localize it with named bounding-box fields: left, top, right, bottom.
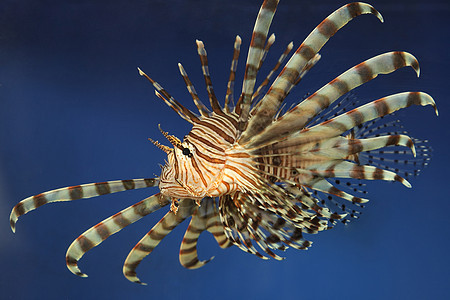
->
left=1, top=0, right=449, bottom=299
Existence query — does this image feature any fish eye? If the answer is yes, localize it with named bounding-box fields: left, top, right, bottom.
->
left=182, top=147, right=192, bottom=157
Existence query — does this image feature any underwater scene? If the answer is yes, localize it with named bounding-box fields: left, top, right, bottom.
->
left=1, top=0, right=449, bottom=299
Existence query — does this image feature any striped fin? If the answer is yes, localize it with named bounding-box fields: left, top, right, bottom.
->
left=257, top=33, right=276, bottom=72
left=225, top=35, right=242, bottom=113
left=251, top=41, right=294, bottom=106
left=297, top=92, right=437, bottom=144
left=10, top=178, right=159, bottom=233
left=252, top=52, right=321, bottom=115
left=123, top=199, right=195, bottom=285
left=273, top=184, right=343, bottom=222
left=296, top=193, right=346, bottom=222
left=326, top=134, right=416, bottom=159
left=222, top=192, right=316, bottom=255
left=236, top=0, right=279, bottom=131
left=293, top=53, right=321, bottom=87
left=243, top=213, right=293, bottom=258
left=256, top=92, right=436, bottom=153
left=355, top=116, right=408, bottom=139
left=363, top=138, right=432, bottom=178
left=231, top=195, right=285, bottom=260
left=281, top=93, right=432, bottom=178
left=196, top=40, right=223, bottom=114
left=226, top=193, right=314, bottom=255
left=179, top=212, right=213, bottom=269
left=65, top=193, right=169, bottom=277
left=138, top=68, right=200, bottom=123
left=246, top=227, right=285, bottom=260
left=296, top=185, right=360, bottom=225
left=303, top=160, right=411, bottom=188
left=306, top=93, right=361, bottom=127
left=303, top=177, right=369, bottom=204
left=219, top=195, right=268, bottom=259
left=352, top=113, right=433, bottom=178
left=274, top=134, right=416, bottom=160
left=246, top=51, right=421, bottom=148
left=178, top=63, right=210, bottom=117
left=289, top=51, right=420, bottom=126
left=284, top=183, right=346, bottom=221
left=179, top=198, right=226, bottom=269
left=206, top=213, right=233, bottom=249
left=240, top=2, right=383, bottom=144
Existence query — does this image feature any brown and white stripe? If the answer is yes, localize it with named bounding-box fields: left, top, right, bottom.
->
left=257, top=33, right=276, bottom=72
left=225, top=35, right=242, bottom=113
left=296, top=92, right=437, bottom=144
left=240, top=2, right=384, bottom=144
left=179, top=198, right=230, bottom=269
left=10, top=178, right=158, bottom=233
left=245, top=51, right=422, bottom=148
left=138, top=68, right=200, bottom=124
left=10, top=0, right=437, bottom=284
left=196, top=40, right=223, bottom=115
left=122, top=199, right=195, bottom=285
left=325, top=134, right=417, bottom=159
left=178, top=63, right=210, bottom=117
left=66, top=193, right=169, bottom=277
left=305, top=160, right=411, bottom=188
left=236, top=0, right=279, bottom=132
left=303, top=177, right=368, bottom=204
left=251, top=41, right=294, bottom=105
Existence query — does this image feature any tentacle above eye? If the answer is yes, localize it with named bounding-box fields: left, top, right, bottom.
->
left=178, top=63, right=210, bottom=117
left=196, top=40, right=224, bottom=115
left=10, top=178, right=159, bottom=233
left=122, top=199, right=195, bottom=285
left=138, top=68, right=200, bottom=124
left=65, top=193, right=169, bottom=278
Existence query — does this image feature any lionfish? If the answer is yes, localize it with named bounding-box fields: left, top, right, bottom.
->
left=10, top=0, right=437, bottom=285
